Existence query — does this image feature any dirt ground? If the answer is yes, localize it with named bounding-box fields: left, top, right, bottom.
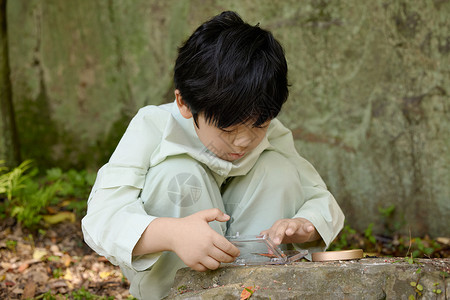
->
left=0, top=218, right=132, bottom=299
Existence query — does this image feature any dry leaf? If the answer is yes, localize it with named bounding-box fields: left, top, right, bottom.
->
left=50, top=245, right=60, bottom=254
left=46, top=206, right=58, bottom=214
left=60, top=200, right=72, bottom=207
left=98, top=256, right=109, bottom=262
left=1, top=262, right=12, bottom=271
left=436, top=237, right=450, bottom=245
left=240, top=286, right=254, bottom=300
left=17, top=262, right=30, bottom=273
left=5, top=280, right=15, bottom=286
left=42, top=212, right=76, bottom=225
left=99, top=271, right=111, bottom=279
left=12, top=287, right=23, bottom=295
left=48, top=280, right=68, bottom=289
left=62, top=254, right=72, bottom=267
left=66, top=280, right=74, bottom=290
left=21, top=281, right=36, bottom=299
left=32, top=248, right=48, bottom=261
left=64, top=269, right=73, bottom=281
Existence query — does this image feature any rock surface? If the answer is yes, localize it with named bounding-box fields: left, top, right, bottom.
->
left=3, top=1, right=450, bottom=236
left=167, top=258, right=449, bottom=299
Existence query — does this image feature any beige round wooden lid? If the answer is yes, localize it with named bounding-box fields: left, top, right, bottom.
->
left=311, top=249, right=364, bottom=262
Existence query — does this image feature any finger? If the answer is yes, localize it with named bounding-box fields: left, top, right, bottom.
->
left=302, top=221, right=314, bottom=233
left=285, top=222, right=300, bottom=236
left=197, top=208, right=230, bottom=223
left=208, top=247, right=236, bottom=263
left=273, top=221, right=289, bottom=244
left=191, top=263, right=208, bottom=272
left=201, top=256, right=221, bottom=270
left=260, top=229, right=269, bottom=236
left=213, top=236, right=240, bottom=257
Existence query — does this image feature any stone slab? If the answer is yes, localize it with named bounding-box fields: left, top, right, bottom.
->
left=167, top=258, right=449, bottom=299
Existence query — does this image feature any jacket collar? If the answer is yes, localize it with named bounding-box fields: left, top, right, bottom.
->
left=156, top=101, right=271, bottom=181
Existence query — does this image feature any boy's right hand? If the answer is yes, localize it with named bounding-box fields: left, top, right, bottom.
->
left=169, top=208, right=240, bottom=271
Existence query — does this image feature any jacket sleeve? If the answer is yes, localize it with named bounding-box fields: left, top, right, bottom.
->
left=81, top=106, right=168, bottom=271
left=267, top=119, right=345, bottom=251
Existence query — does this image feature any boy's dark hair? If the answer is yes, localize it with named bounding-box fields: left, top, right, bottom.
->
left=174, top=11, right=288, bottom=128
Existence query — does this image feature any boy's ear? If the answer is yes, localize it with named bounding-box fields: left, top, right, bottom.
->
left=175, top=89, right=193, bottom=119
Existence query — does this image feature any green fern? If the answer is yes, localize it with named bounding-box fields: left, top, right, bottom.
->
left=0, top=160, right=62, bottom=228
left=0, top=160, right=35, bottom=201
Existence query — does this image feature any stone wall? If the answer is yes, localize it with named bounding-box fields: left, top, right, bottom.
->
left=4, top=0, right=449, bottom=236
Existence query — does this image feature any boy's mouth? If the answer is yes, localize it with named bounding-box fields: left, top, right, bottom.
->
left=228, top=152, right=245, bottom=160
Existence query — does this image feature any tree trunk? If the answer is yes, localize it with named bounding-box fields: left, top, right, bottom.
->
left=0, top=0, right=20, bottom=167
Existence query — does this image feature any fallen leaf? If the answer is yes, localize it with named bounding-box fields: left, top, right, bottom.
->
left=436, top=237, right=450, bottom=245
left=48, top=280, right=67, bottom=289
left=66, top=280, right=74, bottom=289
left=33, top=248, right=48, bottom=261
left=50, top=245, right=60, bottom=254
left=46, top=206, right=58, bottom=214
left=240, top=286, right=254, bottom=300
left=100, top=271, right=111, bottom=279
left=21, top=281, right=36, bottom=299
left=64, top=269, right=73, bottom=281
left=29, top=269, right=50, bottom=284
left=60, top=200, right=72, bottom=207
left=12, top=287, right=23, bottom=295
left=17, top=262, right=30, bottom=273
left=98, top=256, right=109, bottom=262
left=62, top=254, right=72, bottom=267
left=42, top=212, right=76, bottom=225
left=1, top=262, right=12, bottom=271
left=5, top=280, right=15, bottom=286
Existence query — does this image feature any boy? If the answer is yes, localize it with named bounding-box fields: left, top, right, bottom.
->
left=82, top=11, right=344, bottom=299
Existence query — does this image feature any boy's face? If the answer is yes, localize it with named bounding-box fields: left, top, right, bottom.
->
left=176, top=90, right=270, bottom=162
left=194, top=115, right=270, bottom=161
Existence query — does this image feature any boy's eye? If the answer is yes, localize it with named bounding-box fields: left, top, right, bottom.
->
left=220, top=128, right=235, bottom=133
left=219, top=126, right=237, bottom=133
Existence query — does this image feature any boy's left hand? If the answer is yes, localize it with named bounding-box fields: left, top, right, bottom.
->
left=260, top=218, right=320, bottom=245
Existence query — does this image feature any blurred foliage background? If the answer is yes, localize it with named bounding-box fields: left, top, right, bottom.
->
left=1, top=0, right=449, bottom=239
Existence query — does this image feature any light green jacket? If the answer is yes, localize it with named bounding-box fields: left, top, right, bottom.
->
left=82, top=100, right=344, bottom=275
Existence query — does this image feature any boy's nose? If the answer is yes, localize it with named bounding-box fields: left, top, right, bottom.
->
left=232, top=134, right=252, bottom=148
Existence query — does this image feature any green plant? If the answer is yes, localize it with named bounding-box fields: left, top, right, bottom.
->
left=46, top=167, right=96, bottom=216
left=0, top=160, right=63, bottom=228
left=364, top=223, right=377, bottom=245
left=11, top=180, right=62, bottom=228
left=329, top=224, right=357, bottom=250
left=439, top=271, right=448, bottom=278
left=0, top=160, right=35, bottom=201
left=411, top=238, right=438, bottom=258
left=52, top=267, right=63, bottom=279
left=36, top=288, right=118, bottom=300
left=71, top=287, right=114, bottom=300
left=36, top=291, right=57, bottom=300
left=432, top=282, right=442, bottom=295
left=5, top=239, right=17, bottom=251
left=0, top=160, right=95, bottom=228
left=410, top=281, right=424, bottom=298
left=377, top=203, right=409, bottom=236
